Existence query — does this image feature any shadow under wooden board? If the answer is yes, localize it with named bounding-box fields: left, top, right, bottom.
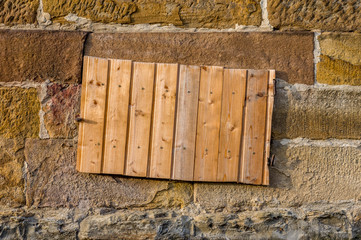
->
left=77, top=56, right=275, bottom=186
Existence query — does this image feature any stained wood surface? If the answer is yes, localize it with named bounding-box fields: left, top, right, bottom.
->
left=172, top=65, right=200, bottom=181
left=149, top=63, right=178, bottom=179
left=76, top=57, right=274, bottom=185
left=126, top=62, right=155, bottom=177
left=103, top=59, right=132, bottom=174
left=194, top=66, right=224, bottom=181
left=263, top=70, right=275, bottom=186
left=77, top=56, right=109, bottom=173
left=217, top=69, right=247, bottom=182
left=239, top=70, right=269, bottom=185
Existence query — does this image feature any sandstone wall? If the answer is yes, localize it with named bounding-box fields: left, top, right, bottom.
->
left=0, top=1, right=360, bottom=239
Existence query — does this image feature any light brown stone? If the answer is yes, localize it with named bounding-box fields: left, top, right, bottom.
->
left=0, top=30, right=87, bottom=83
left=194, top=139, right=361, bottom=211
left=85, top=32, right=314, bottom=84
left=43, top=0, right=262, bottom=28
left=0, top=0, right=38, bottom=25
left=317, top=33, right=361, bottom=86
left=0, top=138, right=25, bottom=207
left=24, top=139, right=193, bottom=209
left=268, top=0, right=361, bottom=31
left=272, top=82, right=361, bottom=139
left=42, top=83, right=81, bottom=138
left=0, top=88, right=40, bottom=139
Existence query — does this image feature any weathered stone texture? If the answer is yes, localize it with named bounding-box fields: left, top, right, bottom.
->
left=42, top=83, right=81, bottom=138
left=85, top=32, right=314, bottom=84
left=0, top=203, right=360, bottom=239
left=0, top=88, right=40, bottom=139
left=268, top=0, right=361, bottom=31
left=24, top=139, right=193, bottom=209
left=194, top=139, right=361, bottom=211
left=0, top=30, right=87, bottom=83
left=43, top=0, right=262, bottom=28
left=0, top=0, right=38, bottom=25
left=0, top=139, right=25, bottom=207
left=272, top=82, right=361, bottom=139
left=317, top=33, right=361, bottom=86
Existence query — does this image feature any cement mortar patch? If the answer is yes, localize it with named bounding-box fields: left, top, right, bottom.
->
left=85, top=31, right=314, bottom=84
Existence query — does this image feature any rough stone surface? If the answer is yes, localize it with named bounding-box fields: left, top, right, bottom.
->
left=0, top=88, right=40, bottom=139
left=43, top=0, right=262, bottom=28
left=85, top=32, right=314, bottom=84
left=317, top=33, right=361, bottom=86
left=268, top=0, right=361, bottom=31
left=0, top=30, right=87, bottom=83
left=0, top=202, right=360, bottom=239
left=272, top=81, right=361, bottom=139
left=0, top=0, right=38, bottom=25
left=42, top=83, right=81, bottom=138
left=24, top=139, right=193, bottom=209
left=194, top=139, right=361, bottom=211
left=0, top=139, right=25, bottom=207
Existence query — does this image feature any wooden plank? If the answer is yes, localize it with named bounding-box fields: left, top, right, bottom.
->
left=149, top=63, right=179, bottom=178
left=262, top=70, right=275, bottom=185
left=77, top=56, right=109, bottom=173
left=102, top=59, right=132, bottom=174
left=239, top=70, right=269, bottom=185
left=125, top=62, right=155, bottom=177
left=217, top=69, right=247, bottom=182
left=172, top=65, right=201, bottom=181
left=194, top=66, right=224, bottom=181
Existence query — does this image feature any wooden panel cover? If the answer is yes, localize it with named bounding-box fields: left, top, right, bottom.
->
left=77, top=56, right=275, bottom=185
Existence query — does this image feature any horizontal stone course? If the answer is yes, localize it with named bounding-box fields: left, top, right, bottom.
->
left=43, top=0, right=262, bottom=28
left=0, top=87, right=40, bottom=139
left=25, top=139, right=193, bottom=209
left=268, top=0, right=361, bottom=31
left=317, top=33, right=361, bottom=86
left=85, top=32, right=314, bottom=84
left=0, top=30, right=87, bottom=83
left=272, top=82, right=361, bottom=139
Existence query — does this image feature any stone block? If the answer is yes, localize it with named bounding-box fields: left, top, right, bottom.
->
left=42, top=83, right=81, bottom=138
left=24, top=139, right=193, bottom=209
left=43, top=0, right=262, bottom=28
left=0, top=0, right=38, bottom=25
left=0, top=30, right=87, bottom=83
left=272, top=82, right=361, bottom=139
left=268, top=0, right=361, bottom=31
left=85, top=32, right=314, bottom=84
left=194, top=139, right=361, bottom=211
left=0, top=138, right=25, bottom=207
left=317, top=33, right=361, bottom=86
left=0, top=87, right=40, bottom=139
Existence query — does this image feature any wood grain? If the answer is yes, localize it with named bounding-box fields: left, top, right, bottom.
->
left=77, top=56, right=109, bottom=173
left=194, top=66, right=224, bottom=181
left=172, top=65, right=201, bottom=181
left=217, top=69, right=247, bottom=182
left=262, top=70, right=275, bottom=185
left=102, top=59, right=132, bottom=174
left=149, top=63, right=178, bottom=179
left=239, top=70, right=269, bottom=185
left=126, top=62, right=155, bottom=177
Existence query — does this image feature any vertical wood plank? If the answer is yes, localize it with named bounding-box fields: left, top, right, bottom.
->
left=102, top=59, right=132, bottom=174
left=172, top=65, right=201, bottom=181
left=262, top=70, right=275, bottom=185
left=77, top=56, right=109, bottom=173
left=126, top=62, right=155, bottom=177
left=149, top=63, right=179, bottom=178
left=194, top=66, right=224, bottom=181
left=217, top=69, right=247, bottom=182
left=239, top=70, right=269, bottom=185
